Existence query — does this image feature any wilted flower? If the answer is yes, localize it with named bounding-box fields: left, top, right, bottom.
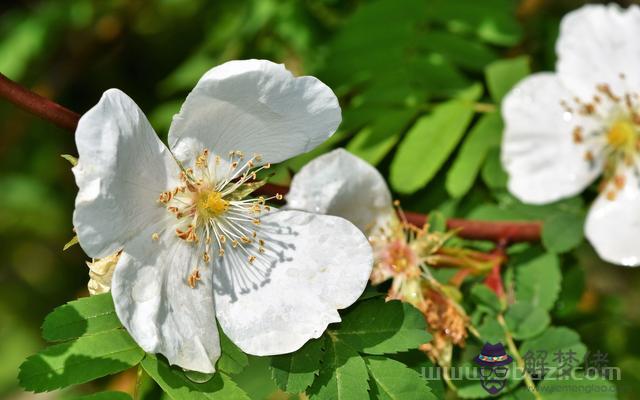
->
left=73, top=60, right=373, bottom=373
left=501, top=4, right=640, bottom=266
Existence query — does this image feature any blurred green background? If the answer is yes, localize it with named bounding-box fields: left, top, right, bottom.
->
left=1, top=0, right=640, bottom=398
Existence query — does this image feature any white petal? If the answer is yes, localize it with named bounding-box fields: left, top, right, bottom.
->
left=501, top=73, right=602, bottom=204
left=168, top=60, right=341, bottom=166
left=286, top=148, right=393, bottom=234
left=585, top=169, right=640, bottom=267
left=111, top=227, right=221, bottom=372
left=73, top=89, right=179, bottom=258
left=213, top=210, right=372, bottom=356
left=556, top=4, right=640, bottom=98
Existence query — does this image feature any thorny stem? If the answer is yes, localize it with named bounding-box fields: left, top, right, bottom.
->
left=0, top=72, right=543, bottom=243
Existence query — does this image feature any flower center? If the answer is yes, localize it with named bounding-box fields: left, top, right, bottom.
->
left=607, top=120, right=637, bottom=150
left=196, top=190, right=229, bottom=219
left=563, top=76, right=640, bottom=200
left=384, top=239, right=418, bottom=272
left=156, top=149, right=282, bottom=287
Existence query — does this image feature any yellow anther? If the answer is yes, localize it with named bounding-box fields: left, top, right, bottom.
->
left=159, top=191, right=173, bottom=204
left=187, top=269, right=201, bottom=288
left=218, top=249, right=225, bottom=257
left=248, top=255, right=256, bottom=264
left=614, top=174, right=626, bottom=190
left=572, top=126, right=583, bottom=144
left=151, top=233, right=160, bottom=241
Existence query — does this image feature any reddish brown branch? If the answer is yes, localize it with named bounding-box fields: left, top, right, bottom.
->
left=0, top=73, right=542, bottom=243
left=0, top=73, right=80, bottom=131
left=261, top=183, right=541, bottom=243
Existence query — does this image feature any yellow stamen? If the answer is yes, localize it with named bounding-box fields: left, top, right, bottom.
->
left=607, top=120, right=636, bottom=149
left=196, top=190, right=229, bottom=218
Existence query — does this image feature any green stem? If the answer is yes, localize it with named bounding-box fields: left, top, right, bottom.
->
left=497, top=314, right=542, bottom=400
left=133, top=365, right=143, bottom=400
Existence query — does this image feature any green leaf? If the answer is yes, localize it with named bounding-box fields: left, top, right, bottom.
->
left=70, top=391, right=132, bottom=400
left=390, top=100, right=475, bottom=193
left=332, top=299, right=431, bottom=354
left=515, top=252, right=562, bottom=311
left=308, top=336, right=368, bottom=400
left=346, top=109, right=416, bottom=166
left=446, top=112, right=502, bottom=198
left=141, top=354, right=250, bottom=400
left=519, top=327, right=587, bottom=375
left=417, top=32, right=498, bottom=71
left=504, top=302, right=549, bottom=340
left=427, top=0, right=523, bottom=46
left=42, top=293, right=121, bottom=342
left=537, top=375, right=617, bottom=399
left=19, top=329, right=144, bottom=392
left=542, top=212, right=585, bottom=253
left=480, top=148, right=508, bottom=190
left=554, top=265, right=585, bottom=318
left=476, top=316, right=505, bottom=344
left=270, top=337, right=323, bottom=393
left=217, top=331, right=248, bottom=374
left=365, top=356, right=436, bottom=400
left=470, top=283, right=503, bottom=314
left=485, top=56, right=530, bottom=102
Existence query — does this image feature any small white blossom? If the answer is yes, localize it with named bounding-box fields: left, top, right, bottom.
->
left=501, top=5, right=640, bottom=266
left=72, top=60, right=373, bottom=373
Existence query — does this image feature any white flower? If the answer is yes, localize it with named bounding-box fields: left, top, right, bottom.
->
left=72, top=60, right=373, bottom=373
left=501, top=4, right=640, bottom=266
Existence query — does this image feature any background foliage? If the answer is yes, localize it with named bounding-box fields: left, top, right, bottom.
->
left=1, top=0, right=640, bottom=398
